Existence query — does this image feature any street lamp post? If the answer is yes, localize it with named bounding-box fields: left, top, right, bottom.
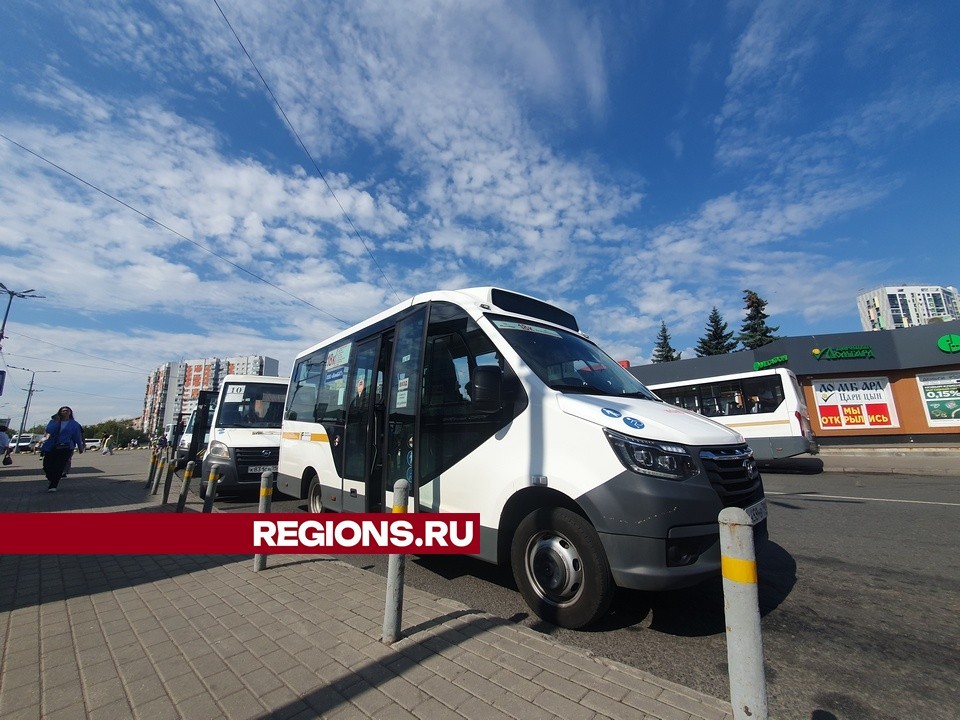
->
left=0, top=283, right=45, bottom=351
left=8, top=366, right=59, bottom=453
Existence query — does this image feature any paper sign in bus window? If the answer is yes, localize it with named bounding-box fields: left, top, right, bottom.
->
left=325, top=343, right=352, bottom=369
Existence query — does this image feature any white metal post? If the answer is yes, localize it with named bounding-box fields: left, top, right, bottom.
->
left=382, top=479, right=409, bottom=645
left=719, top=507, right=768, bottom=720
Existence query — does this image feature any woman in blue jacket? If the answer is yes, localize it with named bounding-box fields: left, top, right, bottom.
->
left=40, top=406, right=84, bottom=491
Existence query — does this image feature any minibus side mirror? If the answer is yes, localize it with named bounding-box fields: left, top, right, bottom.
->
left=470, top=365, right=502, bottom=413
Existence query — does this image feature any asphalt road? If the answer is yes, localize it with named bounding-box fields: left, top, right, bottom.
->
left=213, top=468, right=960, bottom=720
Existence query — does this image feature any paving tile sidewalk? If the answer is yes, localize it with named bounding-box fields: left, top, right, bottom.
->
left=1, top=452, right=735, bottom=720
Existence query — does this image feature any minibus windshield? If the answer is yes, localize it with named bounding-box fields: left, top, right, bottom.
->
left=216, top=382, right=287, bottom=429
left=489, top=316, right=658, bottom=399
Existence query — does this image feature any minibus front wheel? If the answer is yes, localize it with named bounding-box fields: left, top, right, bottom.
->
left=511, top=507, right=614, bottom=629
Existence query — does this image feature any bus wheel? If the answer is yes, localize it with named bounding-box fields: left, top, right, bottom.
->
left=307, top=474, right=324, bottom=513
left=510, top=507, right=614, bottom=629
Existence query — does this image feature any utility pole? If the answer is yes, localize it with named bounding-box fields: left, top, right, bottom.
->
left=0, top=283, right=45, bottom=351
left=8, top=366, right=59, bottom=453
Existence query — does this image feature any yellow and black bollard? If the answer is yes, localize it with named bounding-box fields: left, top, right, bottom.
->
left=144, top=449, right=158, bottom=489
left=176, top=461, right=195, bottom=513
left=160, top=458, right=177, bottom=503
left=151, top=455, right=167, bottom=495
left=202, top=468, right=220, bottom=513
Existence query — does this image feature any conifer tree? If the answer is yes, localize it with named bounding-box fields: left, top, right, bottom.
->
left=695, top=306, right=737, bottom=356
left=651, top=320, right=681, bottom=362
left=738, top=290, right=780, bottom=349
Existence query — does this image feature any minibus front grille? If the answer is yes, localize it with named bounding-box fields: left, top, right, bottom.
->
left=699, top=445, right=763, bottom=508
left=235, top=447, right=280, bottom=465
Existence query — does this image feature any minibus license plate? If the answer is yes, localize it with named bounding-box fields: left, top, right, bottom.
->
left=745, top=499, right=767, bottom=525
left=248, top=465, right=277, bottom=474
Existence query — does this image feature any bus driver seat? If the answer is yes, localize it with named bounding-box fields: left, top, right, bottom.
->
left=423, top=343, right=462, bottom=407
left=219, top=404, right=242, bottom=426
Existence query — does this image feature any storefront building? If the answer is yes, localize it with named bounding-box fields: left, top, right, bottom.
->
left=628, top=320, right=960, bottom=445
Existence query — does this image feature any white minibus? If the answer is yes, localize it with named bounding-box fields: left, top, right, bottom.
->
left=175, top=393, right=216, bottom=469
left=279, top=288, right=767, bottom=628
left=646, top=368, right=818, bottom=461
left=201, top=375, right=289, bottom=499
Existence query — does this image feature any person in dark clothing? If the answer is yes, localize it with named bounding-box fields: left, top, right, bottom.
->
left=39, top=406, right=84, bottom=491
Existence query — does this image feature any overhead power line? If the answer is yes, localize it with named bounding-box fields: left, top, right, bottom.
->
left=1, top=352, right=147, bottom=375
left=5, top=330, right=153, bottom=373
left=40, top=384, right=143, bottom=403
left=0, top=133, right=348, bottom=326
left=212, top=0, right=402, bottom=304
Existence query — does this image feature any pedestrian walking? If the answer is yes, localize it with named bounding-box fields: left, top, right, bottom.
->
left=39, top=406, right=85, bottom=491
left=101, top=434, right=116, bottom=455
left=0, top=425, right=12, bottom=466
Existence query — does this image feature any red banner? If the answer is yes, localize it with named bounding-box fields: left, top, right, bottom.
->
left=0, top=513, right=480, bottom=555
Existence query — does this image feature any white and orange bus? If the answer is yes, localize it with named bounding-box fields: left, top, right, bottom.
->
left=646, top=367, right=818, bottom=460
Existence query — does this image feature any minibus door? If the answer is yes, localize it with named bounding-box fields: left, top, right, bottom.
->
left=341, top=336, right=382, bottom=512
left=383, top=309, right=426, bottom=513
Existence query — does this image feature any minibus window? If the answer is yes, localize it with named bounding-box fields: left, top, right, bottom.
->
left=741, top=375, right=785, bottom=413
left=343, top=340, right=379, bottom=481
left=417, top=303, right=527, bottom=492
left=287, top=351, right=325, bottom=422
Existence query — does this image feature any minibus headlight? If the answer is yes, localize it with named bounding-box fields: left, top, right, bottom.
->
left=604, top=429, right=697, bottom=481
left=207, top=441, right=230, bottom=459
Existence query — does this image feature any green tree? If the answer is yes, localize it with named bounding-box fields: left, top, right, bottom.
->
left=738, top=290, right=780, bottom=349
left=695, top=306, right=738, bottom=356
left=79, top=418, right=148, bottom=448
left=651, top=320, right=681, bottom=363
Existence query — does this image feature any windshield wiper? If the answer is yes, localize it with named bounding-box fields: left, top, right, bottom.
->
left=549, top=383, right=604, bottom=395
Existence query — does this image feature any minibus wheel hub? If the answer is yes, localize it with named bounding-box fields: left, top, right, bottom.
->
left=527, top=533, right=583, bottom=604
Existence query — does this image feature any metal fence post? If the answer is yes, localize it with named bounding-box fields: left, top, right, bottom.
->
left=202, top=468, right=220, bottom=513
left=382, top=478, right=409, bottom=645
left=176, top=461, right=195, bottom=513
left=719, top=507, right=768, bottom=720
left=151, top=455, right=166, bottom=495
left=144, top=449, right=158, bottom=488
left=253, top=471, right=274, bottom=572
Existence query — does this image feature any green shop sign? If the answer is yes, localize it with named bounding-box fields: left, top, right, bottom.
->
left=937, top=334, right=960, bottom=353
left=812, top=345, right=876, bottom=361
left=753, top=355, right=788, bottom=371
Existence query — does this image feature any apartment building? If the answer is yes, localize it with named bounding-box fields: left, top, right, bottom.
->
left=141, top=355, right=280, bottom=434
left=857, top=285, right=960, bottom=331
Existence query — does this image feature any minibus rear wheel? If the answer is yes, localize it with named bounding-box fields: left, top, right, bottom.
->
left=307, top=474, right=324, bottom=513
left=510, top=507, right=614, bottom=629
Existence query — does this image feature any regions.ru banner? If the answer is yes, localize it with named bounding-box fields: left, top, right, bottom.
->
left=0, top=513, right=480, bottom=555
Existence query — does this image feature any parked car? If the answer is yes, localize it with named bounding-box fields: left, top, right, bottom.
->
left=12, top=434, right=42, bottom=452
left=85, top=438, right=102, bottom=451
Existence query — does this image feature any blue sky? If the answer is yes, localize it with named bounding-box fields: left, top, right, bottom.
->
left=1, top=0, right=958, bottom=424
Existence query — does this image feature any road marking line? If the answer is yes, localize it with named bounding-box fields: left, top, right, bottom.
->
left=765, top=491, right=960, bottom=507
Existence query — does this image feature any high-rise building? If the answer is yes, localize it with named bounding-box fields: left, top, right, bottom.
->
left=857, top=285, right=960, bottom=331
left=141, top=355, right=280, bottom=433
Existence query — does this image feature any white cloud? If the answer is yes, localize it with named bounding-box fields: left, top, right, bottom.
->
left=2, top=0, right=956, bottom=421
